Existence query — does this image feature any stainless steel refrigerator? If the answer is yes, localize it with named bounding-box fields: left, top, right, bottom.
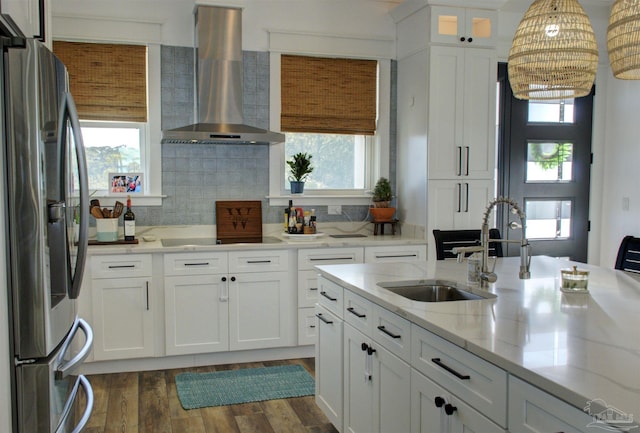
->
left=1, top=19, right=94, bottom=433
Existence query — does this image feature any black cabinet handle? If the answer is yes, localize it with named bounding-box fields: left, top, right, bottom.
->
left=465, top=146, right=470, bottom=176
left=310, top=257, right=353, bottom=262
left=467, top=37, right=473, bottom=43
left=231, top=276, right=236, bottom=282
left=309, top=287, right=318, bottom=291
left=320, top=291, right=337, bottom=302
left=367, top=346, right=376, bottom=355
left=247, top=260, right=271, bottom=264
left=445, top=403, right=457, bottom=415
left=184, top=262, right=209, bottom=267
left=431, top=358, right=470, bottom=380
left=459, top=36, right=466, bottom=42
left=377, top=325, right=401, bottom=339
left=457, top=146, right=463, bottom=176
left=434, top=396, right=445, bottom=408
left=145, top=281, right=149, bottom=311
left=375, top=254, right=417, bottom=259
left=361, top=342, right=369, bottom=351
left=456, top=183, right=462, bottom=213
left=221, top=276, right=227, bottom=282
left=108, top=264, right=135, bottom=269
left=316, top=313, right=333, bottom=324
left=347, top=307, right=366, bottom=318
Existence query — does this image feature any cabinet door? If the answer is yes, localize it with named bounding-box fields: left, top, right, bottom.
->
left=411, top=369, right=505, bottom=433
left=373, top=344, right=411, bottom=433
left=1, top=0, right=43, bottom=39
left=229, top=271, right=293, bottom=350
left=297, top=307, right=317, bottom=345
left=91, top=277, right=154, bottom=360
left=430, top=6, right=497, bottom=47
left=164, top=275, right=229, bottom=355
left=428, top=179, right=494, bottom=231
left=364, top=245, right=427, bottom=263
left=315, top=304, right=343, bottom=431
left=344, top=324, right=374, bottom=433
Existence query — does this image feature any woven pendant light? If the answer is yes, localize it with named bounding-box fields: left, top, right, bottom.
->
left=508, top=0, right=598, bottom=100
left=608, top=0, right=640, bottom=79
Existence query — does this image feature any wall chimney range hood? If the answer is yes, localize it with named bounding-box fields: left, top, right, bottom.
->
left=162, top=6, right=285, bottom=145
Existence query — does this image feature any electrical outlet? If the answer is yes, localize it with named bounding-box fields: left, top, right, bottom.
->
left=328, top=205, right=342, bottom=215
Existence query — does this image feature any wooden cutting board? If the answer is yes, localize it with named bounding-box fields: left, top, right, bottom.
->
left=215, top=200, right=263, bottom=244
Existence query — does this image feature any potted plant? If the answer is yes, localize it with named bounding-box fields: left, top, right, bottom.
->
left=370, top=177, right=396, bottom=221
left=287, top=152, right=313, bottom=194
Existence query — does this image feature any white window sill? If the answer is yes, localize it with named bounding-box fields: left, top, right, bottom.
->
left=267, top=195, right=373, bottom=207
left=88, top=195, right=165, bottom=207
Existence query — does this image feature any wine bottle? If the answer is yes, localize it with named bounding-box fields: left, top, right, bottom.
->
left=124, top=195, right=136, bottom=241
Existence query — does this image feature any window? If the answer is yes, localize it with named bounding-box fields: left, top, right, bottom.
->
left=81, top=122, right=145, bottom=191
left=528, top=98, right=575, bottom=123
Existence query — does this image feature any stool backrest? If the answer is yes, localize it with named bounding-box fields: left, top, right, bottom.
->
left=615, top=235, right=640, bottom=273
left=432, top=229, right=503, bottom=260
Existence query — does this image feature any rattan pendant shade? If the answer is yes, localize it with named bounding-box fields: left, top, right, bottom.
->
left=508, top=0, right=598, bottom=100
left=608, top=0, right=640, bottom=79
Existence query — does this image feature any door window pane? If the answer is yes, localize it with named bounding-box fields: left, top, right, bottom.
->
left=285, top=133, right=366, bottom=190
left=526, top=142, right=573, bottom=182
left=525, top=200, right=571, bottom=240
left=528, top=99, right=574, bottom=123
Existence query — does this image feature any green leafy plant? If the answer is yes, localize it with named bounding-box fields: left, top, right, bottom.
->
left=530, top=142, right=572, bottom=170
left=286, top=152, right=314, bottom=182
left=372, top=177, right=393, bottom=207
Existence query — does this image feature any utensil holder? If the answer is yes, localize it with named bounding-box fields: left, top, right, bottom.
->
left=96, top=218, right=119, bottom=242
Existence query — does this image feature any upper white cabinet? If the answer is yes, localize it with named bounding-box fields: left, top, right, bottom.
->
left=428, top=45, right=497, bottom=180
left=1, top=0, right=46, bottom=40
left=430, top=6, right=497, bottom=47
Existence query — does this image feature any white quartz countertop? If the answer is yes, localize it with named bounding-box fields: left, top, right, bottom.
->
left=85, top=224, right=425, bottom=255
left=316, top=256, right=640, bottom=429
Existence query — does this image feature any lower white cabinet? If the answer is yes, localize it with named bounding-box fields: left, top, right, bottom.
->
left=315, top=304, right=343, bottom=430
left=508, top=376, right=612, bottom=433
left=344, top=323, right=411, bottom=433
left=411, top=368, right=505, bottom=433
left=90, top=255, right=154, bottom=360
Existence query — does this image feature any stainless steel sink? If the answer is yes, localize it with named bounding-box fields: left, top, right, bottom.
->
left=160, top=236, right=282, bottom=247
left=377, top=279, right=496, bottom=302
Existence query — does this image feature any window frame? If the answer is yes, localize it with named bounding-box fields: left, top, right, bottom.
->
left=268, top=52, right=391, bottom=207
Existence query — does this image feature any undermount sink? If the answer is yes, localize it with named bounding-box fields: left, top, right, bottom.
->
left=160, top=236, right=282, bottom=247
left=377, top=279, right=496, bottom=302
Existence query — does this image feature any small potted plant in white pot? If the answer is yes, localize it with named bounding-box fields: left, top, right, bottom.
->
left=370, top=177, right=395, bottom=221
left=287, top=152, right=313, bottom=194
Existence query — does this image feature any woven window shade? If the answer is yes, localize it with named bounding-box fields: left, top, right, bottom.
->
left=281, top=55, right=377, bottom=135
left=507, top=0, right=598, bottom=100
left=53, top=41, right=147, bottom=122
left=608, top=0, right=640, bottom=79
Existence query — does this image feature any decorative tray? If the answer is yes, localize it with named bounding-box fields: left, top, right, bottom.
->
left=282, top=232, right=325, bottom=240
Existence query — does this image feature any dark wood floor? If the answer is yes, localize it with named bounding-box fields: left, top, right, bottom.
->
left=82, top=358, right=339, bottom=433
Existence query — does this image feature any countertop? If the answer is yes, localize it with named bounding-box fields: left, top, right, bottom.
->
left=85, top=223, right=426, bottom=255
left=315, top=256, right=640, bottom=430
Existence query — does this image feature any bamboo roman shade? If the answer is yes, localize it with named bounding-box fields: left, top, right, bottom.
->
left=53, top=41, right=147, bottom=122
left=281, top=55, right=377, bottom=135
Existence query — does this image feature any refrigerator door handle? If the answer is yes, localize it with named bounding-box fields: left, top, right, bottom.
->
left=55, top=318, right=93, bottom=380
left=63, top=91, right=89, bottom=300
left=54, top=375, right=94, bottom=433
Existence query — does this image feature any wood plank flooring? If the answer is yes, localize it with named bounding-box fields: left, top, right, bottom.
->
left=82, top=358, right=339, bottom=433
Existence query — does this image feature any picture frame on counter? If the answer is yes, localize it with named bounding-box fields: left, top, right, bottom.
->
left=108, top=172, right=143, bottom=195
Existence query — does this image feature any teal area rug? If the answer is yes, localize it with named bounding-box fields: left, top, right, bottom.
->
left=175, top=364, right=315, bottom=410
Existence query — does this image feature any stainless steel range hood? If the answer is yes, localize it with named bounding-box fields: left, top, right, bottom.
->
left=162, top=6, right=285, bottom=144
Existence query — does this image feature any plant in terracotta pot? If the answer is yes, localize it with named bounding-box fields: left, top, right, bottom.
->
left=370, top=177, right=396, bottom=221
left=287, top=152, right=313, bottom=194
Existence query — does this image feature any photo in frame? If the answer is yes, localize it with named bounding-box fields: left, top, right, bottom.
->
left=108, top=172, right=143, bottom=195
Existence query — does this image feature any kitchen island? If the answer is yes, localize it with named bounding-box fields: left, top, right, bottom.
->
left=315, top=256, right=640, bottom=432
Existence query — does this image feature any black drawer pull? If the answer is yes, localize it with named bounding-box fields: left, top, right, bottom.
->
left=310, top=257, right=353, bottom=261
left=316, top=313, right=333, bottom=324
left=184, top=262, right=210, bottom=266
left=445, top=403, right=457, bottom=416
left=247, top=260, right=271, bottom=264
left=431, top=358, right=470, bottom=380
left=108, top=264, right=135, bottom=269
left=375, top=254, right=417, bottom=259
left=320, top=291, right=337, bottom=302
left=309, top=287, right=318, bottom=291
left=377, top=325, right=401, bottom=339
left=347, top=307, right=366, bottom=318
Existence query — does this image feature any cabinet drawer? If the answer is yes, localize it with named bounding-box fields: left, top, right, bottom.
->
left=317, top=276, right=344, bottom=319
left=298, top=269, right=320, bottom=308
left=228, top=249, right=289, bottom=273
left=164, top=252, right=227, bottom=276
left=343, top=290, right=374, bottom=335
left=298, top=247, right=363, bottom=270
left=297, top=307, right=317, bottom=346
left=411, top=324, right=507, bottom=427
left=508, top=376, right=604, bottom=433
left=364, top=245, right=427, bottom=263
left=91, top=254, right=152, bottom=279
left=372, top=306, right=411, bottom=363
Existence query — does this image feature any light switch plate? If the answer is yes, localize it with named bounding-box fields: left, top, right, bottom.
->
left=328, top=205, right=342, bottom=215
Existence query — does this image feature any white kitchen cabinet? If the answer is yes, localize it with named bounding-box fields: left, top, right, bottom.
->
left=164, top=249, right=294, bottom=355
left=428, top=45, right=496, bottom=180
left=1, top=0, right=46, bottom=40
left=364, top=245, right=427, bottom=263
left=430, top=6, right=497, bottom=47
left=428, top=179, right=494, bottom=231
left=296, top=248, right=364, bottom=345
left=315, top=303, right=343, bottom=431
left=411, top=368, right=505, bottom=433
left=508, top=376, right=615, bottom=433
left=90, top=254, right=154, bottom=361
